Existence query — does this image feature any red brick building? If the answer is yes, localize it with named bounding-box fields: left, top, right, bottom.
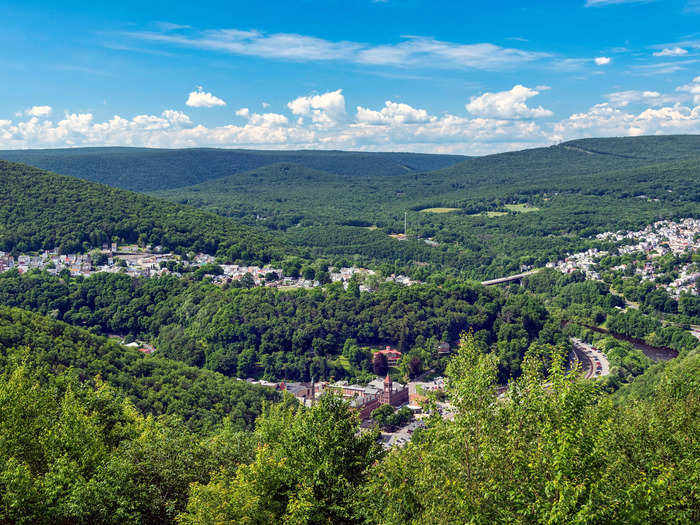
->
left=374, top=346, right=402, bottom=366
left=380, top=374, right=408, bottom=406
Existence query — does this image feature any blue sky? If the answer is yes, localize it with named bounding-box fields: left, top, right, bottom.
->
left=1, top=0, right=699, bottom=154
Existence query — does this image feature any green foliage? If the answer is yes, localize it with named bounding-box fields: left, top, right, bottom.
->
left=6, top=137, right=700, bottom=278
left=597, top=337, right=654, bottom=390
left=0, top=307, right=697, bottom=523
left=607, top=309, right=697, bottom=352
left=0, top=148, right=465, bottom=192
left=0, top=271, right=553, bottom=383
left=359, top=332, right=699, bottom=524
left=180, top=394, right=384, bottom=524
left=0, top=365, right=217, bottom=523
left=144, top=136, right=700, bottom=278
left=371, top=403, right=413, bottom=429
left=1, top=138, right=699, bottom=522
left=0, top=306, right=277, bottom=431
left=613, top=347, right=700, bottom=404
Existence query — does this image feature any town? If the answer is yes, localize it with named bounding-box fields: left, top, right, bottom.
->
left=244, top=350, right=448, bottom=449
left=0, top=242, right=420, bottom=290
left=551, top=218, right=700, bottom=298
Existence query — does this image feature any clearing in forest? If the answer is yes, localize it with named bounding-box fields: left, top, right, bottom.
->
left=419, top=207, right=460, bottom=213
left=504, top=203, right=540, bottom=213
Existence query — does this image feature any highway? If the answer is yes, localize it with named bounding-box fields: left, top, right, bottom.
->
left=571, top=338, right=610, bottom=379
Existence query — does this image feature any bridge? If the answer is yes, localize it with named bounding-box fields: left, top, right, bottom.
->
left=480, top=269, right=540, bottom=286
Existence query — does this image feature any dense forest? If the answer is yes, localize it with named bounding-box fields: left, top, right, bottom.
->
left=1, top=137, right=699, bottom=522
left=0, top=307, right=277, bottom=432
left=148, top=136, right=700, bottom=278
left=0, top=160, right=289, bottom=262
left=0, top=269, right=562, bottom=384
left=3, top=137, right=700, bottom=279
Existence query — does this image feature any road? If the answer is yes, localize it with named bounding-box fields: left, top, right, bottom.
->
left=571, top=338, right=610, bottom=379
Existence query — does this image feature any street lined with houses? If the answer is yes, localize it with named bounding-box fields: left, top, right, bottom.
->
left=551, top=218, right=700, bottom=299
left=0, top=244, right=419, bottom=290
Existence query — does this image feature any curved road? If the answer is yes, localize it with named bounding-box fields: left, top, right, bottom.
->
left=571, top=338, right=610, bottom=379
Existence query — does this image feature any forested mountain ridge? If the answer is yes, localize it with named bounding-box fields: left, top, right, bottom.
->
left=152, top=136, right=700, bottom=278
left=4, top=137, right=700, bottom=278
left=560, top=135, right=700, bottom=160
left=0, top=146, right=467, bottom=191
left=0, top=159, right=291, bottom=262
left=0, top=137, right=698, bottom=523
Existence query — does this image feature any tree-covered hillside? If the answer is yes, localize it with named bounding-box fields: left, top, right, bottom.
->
left=0, top=269, right=563, bottom=384
left=0, top=147, right=466, bottom=191
left=5, top=137, right=700, bottom=278
left=152, top=136, right=700, bottom=278
left=0, top=159, right=290, bottom=262
left=0, top=306, right=277, bottom=431
left=561, top=135, right=700, bottom=160
left=359, top=333, right=699, bottom=524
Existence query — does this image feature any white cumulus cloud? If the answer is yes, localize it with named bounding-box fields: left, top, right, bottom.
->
left=554, top=100, right=700, bottom=139
left=653, top=47, right=688, bottom=57
left=288, top=89, right=346, bottom=126
left=677, top=76, right=700, bottom=105
left=594, top=56, right=611, bottom=65
left=236, top=107, right=289, bottom=127
left=3, top=81, right=699, bottom=155
left=605, top=90, right=680, bottom=107
left=186, top=87, right=226, bottom=108
left=23, top=105, right=52, bottom=117
left=466, top=85, right=553, bottom=119
left=355, top=101, right=433, bottom=125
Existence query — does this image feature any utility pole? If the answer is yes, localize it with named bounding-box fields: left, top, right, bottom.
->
left=404, top=210, right=407, bottom=238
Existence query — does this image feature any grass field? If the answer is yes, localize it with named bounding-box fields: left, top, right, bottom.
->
left=419, top=207, right=460, bottom=213
left=504, top=203, right=540, bottom=213
left=469, top=204, right=539, bottom=218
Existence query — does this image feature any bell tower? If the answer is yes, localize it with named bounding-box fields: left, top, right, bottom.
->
left=382, top=373, right=392, bottom=404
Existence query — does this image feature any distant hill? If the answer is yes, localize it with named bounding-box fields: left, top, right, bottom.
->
left=154, top=162, right=366, bottom=226
left=559, top=135, right=700, bottom=160
left=3, top=136, right=700, bottom=277
left=152, top=135, right=700, bottom=277
left=0, top=159, right=289, bottom=262
left=0, top=147, right=467, bottom=192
